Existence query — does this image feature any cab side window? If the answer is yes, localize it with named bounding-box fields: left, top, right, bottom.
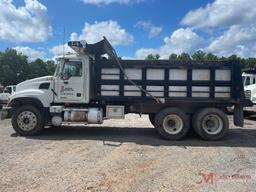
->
left=62, top=61, right=82, bottom=77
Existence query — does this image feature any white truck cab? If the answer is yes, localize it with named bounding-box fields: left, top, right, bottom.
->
left=9, top=54, right=91, bottom=108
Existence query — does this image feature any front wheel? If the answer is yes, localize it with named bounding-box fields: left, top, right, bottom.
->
left=12, top=105, right=44, bottom=136
left=154, top=108, right=190, bottom=140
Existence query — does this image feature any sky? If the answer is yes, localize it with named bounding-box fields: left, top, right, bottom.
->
left=0, top=0, right=256, bottom=61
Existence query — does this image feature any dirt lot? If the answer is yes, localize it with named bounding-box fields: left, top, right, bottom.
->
left=1, top=114, right=256, bottom=192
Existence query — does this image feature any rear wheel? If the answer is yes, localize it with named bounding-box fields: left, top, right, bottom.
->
left=154, top=108, right=190, bottom=140
left=192, top=108, right=229, bottom=140
left=12, top=105, right=44, bottom=136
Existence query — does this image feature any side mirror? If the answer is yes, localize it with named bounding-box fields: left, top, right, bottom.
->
left=61, top=71, right=71, bottom=80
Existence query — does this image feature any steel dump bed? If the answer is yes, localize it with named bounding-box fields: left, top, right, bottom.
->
left=93, top=59, right=246, bottom=105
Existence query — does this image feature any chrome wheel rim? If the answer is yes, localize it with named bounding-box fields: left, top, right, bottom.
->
left=163, top=114, right=183, bottom=135
left=202, top=114, right=223, bottom=135
left=17, top=111, right=37, bottom=131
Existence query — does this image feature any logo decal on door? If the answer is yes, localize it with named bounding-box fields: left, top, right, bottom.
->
left=60, top=86, right=74, bottom=95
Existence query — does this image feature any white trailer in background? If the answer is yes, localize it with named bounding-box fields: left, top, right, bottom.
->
left=0, top=85, right=16, bottom=108
left=243, top=70, right=256, bottom=115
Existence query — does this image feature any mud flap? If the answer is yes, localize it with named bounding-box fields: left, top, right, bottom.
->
left=233, top=104, right=244, bottom=127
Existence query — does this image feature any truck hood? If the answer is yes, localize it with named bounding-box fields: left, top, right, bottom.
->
left=16, top=76, right=53, bottom=92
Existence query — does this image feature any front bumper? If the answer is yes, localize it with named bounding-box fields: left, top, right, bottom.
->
left=0, top=107, right=12, bottom=120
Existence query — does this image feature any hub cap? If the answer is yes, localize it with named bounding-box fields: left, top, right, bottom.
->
left=163, top=114, right=183, bottom=135
left=202, top=114, right=223, bottom=135
left=17, top=111, right=37, bottom=131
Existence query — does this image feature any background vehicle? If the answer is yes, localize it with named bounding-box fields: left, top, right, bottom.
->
left=242, top=69, right=256, bottom=116
left=1, top=37, right=252, bottom=140
left=0, top=85, right=16, bottom=108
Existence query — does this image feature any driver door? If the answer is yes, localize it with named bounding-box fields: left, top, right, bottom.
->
left=55, top=59, right=86, bottom=103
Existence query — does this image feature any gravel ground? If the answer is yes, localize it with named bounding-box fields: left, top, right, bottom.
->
left=1, top=114, right=256, bottom=192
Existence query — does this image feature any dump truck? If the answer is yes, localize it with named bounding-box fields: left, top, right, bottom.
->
left=0, top=37, right=252, bottom=140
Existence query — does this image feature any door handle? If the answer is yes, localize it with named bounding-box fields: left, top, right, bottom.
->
left=64, top=81, right=69, bottom=84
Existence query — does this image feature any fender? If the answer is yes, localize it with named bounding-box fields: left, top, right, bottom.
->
left=8, top=97, right=44, bottom=109
left=9, top=89, right=53, bottom=108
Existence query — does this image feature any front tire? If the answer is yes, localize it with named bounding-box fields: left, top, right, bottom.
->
left=12, top=105, right=44, bottom=136
left=154, top=108, right=190, bottom=140
left=192, top=108, right=229, bottom=140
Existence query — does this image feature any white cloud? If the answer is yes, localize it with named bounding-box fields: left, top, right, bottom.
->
left=135, top=21, right=162, bottom=38
left=49, top=44, right=75, bottom=57
left=0, top=0, right=52, bottom=42
left=14, top=46, right=46, bottom=61
left=206, top=25, right=256, bottom=57
left=136, top=28, right=203, bottom=59
left=81, top=0, right=143, bottom=5
left=50, top=20, right=133, bottom=58
left=180, top=0, right=256, bottom=57
left=181, top=0, right=256, bottom=29
left=78, top=20, right=134, bottom=45
left=70, top=32, right=79, bottom=41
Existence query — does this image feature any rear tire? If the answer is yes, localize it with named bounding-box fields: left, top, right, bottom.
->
left=12, top=105, right=44, bottom=136
left=154, top=108, right=190, bottom=140
left=192, top=108, right=229, bottom=140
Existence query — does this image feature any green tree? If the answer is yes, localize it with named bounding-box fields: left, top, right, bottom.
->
left=46, top=60, right=56, bottom=75
left=28, top=59, right=50, bottom=79
left=0, top=49, right=57, bottom=86
left=205, top=53, right=219, bottom=61
left=192, top=50, right=206, bottom=61
left=0, top=49, right=29, bottom=86
left=169, top=54, right=178, bottom=61
left=178, top=53, right=191, bottom=61
left=146, top=54, right=160, bottom=60
left=242, top=58, right=256, bottom=69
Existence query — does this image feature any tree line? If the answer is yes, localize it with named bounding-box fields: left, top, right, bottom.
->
left=146, top=50, right=256, bottom=69
left=0, top=49, right=56, bottom=86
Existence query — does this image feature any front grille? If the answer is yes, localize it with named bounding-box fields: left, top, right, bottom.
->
left=245, top=90, right=251, bottom=99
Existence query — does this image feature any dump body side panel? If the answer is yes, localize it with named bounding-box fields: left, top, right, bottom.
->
left=93, top=60, right=242, bottom=105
